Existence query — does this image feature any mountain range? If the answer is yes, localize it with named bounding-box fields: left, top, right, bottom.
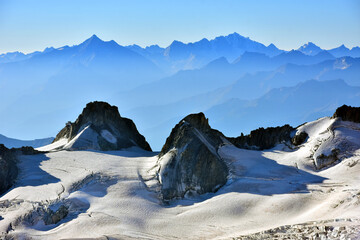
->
left=0, top=33, right=359, bottom=149
left=0, top=134, right=53, bottom=148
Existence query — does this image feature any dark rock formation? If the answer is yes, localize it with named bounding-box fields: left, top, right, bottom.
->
left=0, top=145, right=42, bottom=195
left=158, top=113, right=229, bottom=200
left=315, top=148, right=340, bottom=169
left=0, top=144, right=18, bottom=195
left=43, top=205, right=69, bottom=225
left=53, top=101, right=151, bottom=151
left=292, top=132, right=308, bottom=146
left=333, top=105, right=360, bottom=123
left=227, top=125, right=294, bottom=150
left=16, top=146, right=43, bottom=155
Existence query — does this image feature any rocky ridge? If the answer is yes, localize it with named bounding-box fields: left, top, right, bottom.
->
left=0, top=145, right=18, bottom=195
left=333, top=104, right=360, bottom=123
left=0, top=145, right=41, bottom=195
left=227, top=125, right=295, bottom=150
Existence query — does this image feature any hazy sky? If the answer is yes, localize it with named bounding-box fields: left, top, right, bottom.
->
left=0, top=0, right=359, bottom=53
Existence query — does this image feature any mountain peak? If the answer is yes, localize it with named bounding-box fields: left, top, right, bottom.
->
left=90, top=34, right=100, bottom=40
left=338, top=44, right=349, bottom=49
left=267, top=43, right=276, bottom=48
left=81, top=34, right=104, bottom=46
left=305, top=42, right=316, bottom=46
left=43, top=47, right=55, bottom=53
left=298, top=42, right=322, bottom=55
left=226, top=32, right=246, bottom=40
left=53, top=101, right=152, bottom=151
left=229, top=32, right=245, bottom=38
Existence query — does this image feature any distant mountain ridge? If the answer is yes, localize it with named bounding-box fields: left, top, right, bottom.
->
left=2, top=32, right=358, bottom=70
left=0, top=134, right=54, bottom=148
left=297, top=42, right=323, bottom=55
left=126, top=33, right=360, bottom=72
left=0, top=33, right=359, bottom=148
left=205, top=79, right=360, bottom=137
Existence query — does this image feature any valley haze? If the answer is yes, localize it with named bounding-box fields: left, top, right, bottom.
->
left=0, top=33, right=359, bottom=150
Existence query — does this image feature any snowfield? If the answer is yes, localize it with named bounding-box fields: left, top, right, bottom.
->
left=1, top=117, right=360, bottom=239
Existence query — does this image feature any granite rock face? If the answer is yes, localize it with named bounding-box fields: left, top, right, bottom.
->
left=227, top=125, right=294, bottom=150
left=0, top=144, right=18, bottom=195
left=158, top=113, right=229, bottom=200
left=53, top=101, right=151, bottom=151
left=333, top=105, right=360, bottom=123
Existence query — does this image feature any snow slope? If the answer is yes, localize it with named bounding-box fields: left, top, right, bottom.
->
left=1, top=118, right=359, bottom=239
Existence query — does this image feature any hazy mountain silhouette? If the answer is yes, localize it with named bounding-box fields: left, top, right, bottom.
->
left=119, top=57, right=360, bottom=149
left=111, top=54, right=354, bottom=112
left=206, top=79, right=360, bottom=137
left=127, top=32, right=284, bottom=73
left=0, top=134, right=53, bottom=148
left=0, top=33, right=359, bottom=145
left=297, top=42, right=323, bottom=55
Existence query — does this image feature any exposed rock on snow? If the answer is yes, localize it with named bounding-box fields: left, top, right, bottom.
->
left=0, top=112, right=359, bottom=239
left=16, top=202, right=69, bottom=227
left=0, top=144, right=44, bottom=195
left=333, top=104, right=360, bottom=123
left=0, top=145, right=18, bottom=195
left=53, top=101, right=151, bottom=151
left=157, top=113, right=229, bottom=200
left=315, top=148, right=340, bottom=170
left=227, top=125, right=294, bottom=150
left=1, top=108, right=360, bottom=239
left=43, top=205, right=68, bottom=225
left=292, top=131, right=308, bottom=146
left=295, top=115, right=360, bottom=170
left=235, top=219, right=360, bottom=240
left=312, top=118, right=360, bottom=170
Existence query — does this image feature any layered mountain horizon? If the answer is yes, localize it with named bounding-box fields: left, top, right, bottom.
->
left=2, top=32, right=360, bottom=66
left=0, top=32, right=359, bottom=150
left=0, top=32, right=360, bottom=239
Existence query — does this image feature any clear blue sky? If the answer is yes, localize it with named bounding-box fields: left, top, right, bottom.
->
left=0, top=0, right=359, bottom=53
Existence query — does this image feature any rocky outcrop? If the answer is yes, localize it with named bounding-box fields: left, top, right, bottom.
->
left=158, top=113, right=229, bottom=200
left=235, top=219, right=360, bottom=240
left=0, top=144, right=18, bottom=195
left=314, top=148, right=339, bottom=169
left=43, top=205, right=69, bottom=225
left=53, top=101, right=151, bottom=151
left=227, top=125, right=294, bottom=150
left=333, top=105, right=360, bottom=123
left=0, top=145, right=43, bottom=195
left=292, top=131, right=308, bottom=146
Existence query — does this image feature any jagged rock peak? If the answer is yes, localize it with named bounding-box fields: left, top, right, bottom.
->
left=53, top=101, right=152, bottom=151
left=183, top=112, right=210, bottom=131
left=73, top=101, right=123, bottom=130
left=158, top=112, right=229, bottom=200
left=160, top=112, right=224, bottom=157
left=332, top=105, right=360, bottom=123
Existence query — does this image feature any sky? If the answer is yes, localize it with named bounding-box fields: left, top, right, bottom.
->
left=0, top=0, right=359, bottom=53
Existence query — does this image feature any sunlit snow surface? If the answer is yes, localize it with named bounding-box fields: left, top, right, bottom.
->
left=1, top=118, right=360, bottom=239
